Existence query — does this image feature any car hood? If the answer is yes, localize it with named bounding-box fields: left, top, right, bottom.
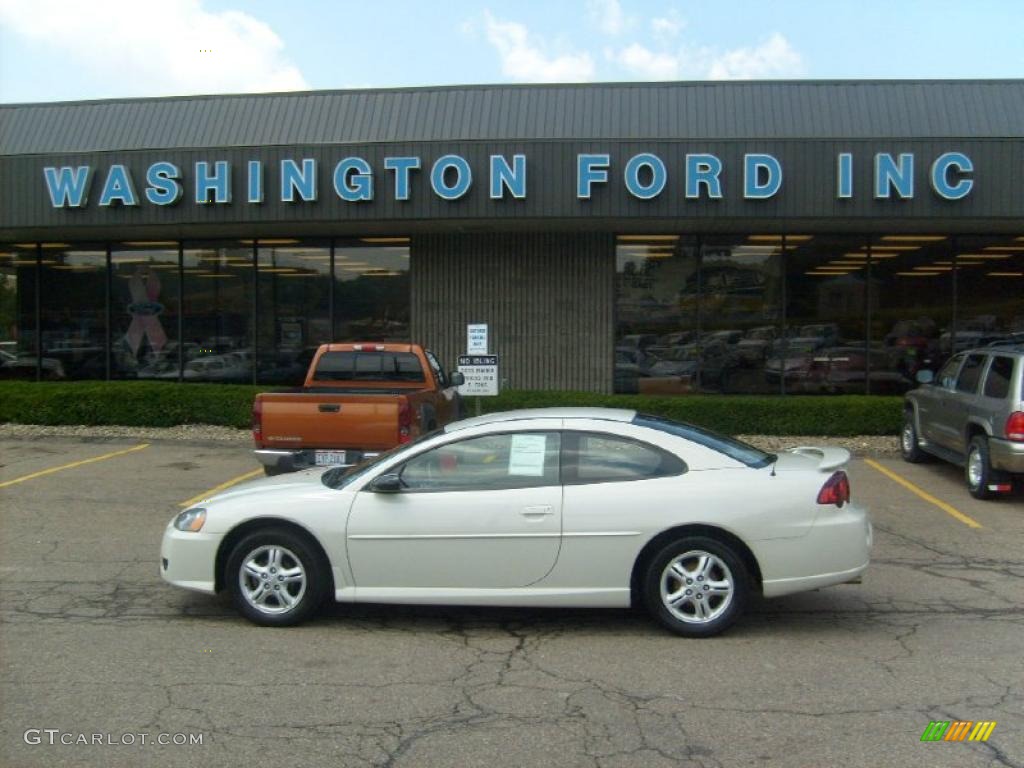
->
left=197, top=467, right=330, bottom=506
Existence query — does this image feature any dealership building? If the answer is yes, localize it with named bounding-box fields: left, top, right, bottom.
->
left=1, top=79, right=1021, bottom=394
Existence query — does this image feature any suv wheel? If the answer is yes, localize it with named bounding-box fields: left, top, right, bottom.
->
left=965, top=436, right=995, bottom=500
left=900, top=410, right=929, bottom=463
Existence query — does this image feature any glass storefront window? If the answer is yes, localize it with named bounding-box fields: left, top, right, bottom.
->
left=334, top=237, right=411, bottom=342
left=39, top=244, right=107, bottom=380
left=784, top=235, right=874, bottom=394
left=699, top=236, right=782, bottom=394
left=255, top=239, right=331, bottom=385
left=111, top=242, right=180, bottom=380
left=614, top=236, right=698, bottom=394
left=954, top=234, right=1024, bottom=353
left=0, top=245, right=39, bottom=380
left=182, top=243, right=254, bottom=383
left=867, top=235, right=952, bottom=390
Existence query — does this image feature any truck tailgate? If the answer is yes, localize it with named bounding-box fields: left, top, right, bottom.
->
left=259, top=393, right=401, bottom=450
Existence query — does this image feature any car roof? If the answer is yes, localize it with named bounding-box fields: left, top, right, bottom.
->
left=965, top=345, right=1024, bottom=355
left=446, top=407, right=637, bottom=433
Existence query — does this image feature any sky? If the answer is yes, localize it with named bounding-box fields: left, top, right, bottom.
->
left=0, top=0, right=1021, bottom=103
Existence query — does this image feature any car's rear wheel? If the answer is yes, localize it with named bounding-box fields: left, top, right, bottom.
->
left=966, top=436, right=996, bottom=500
left=226, top=528, right=327, bottom=626
left=901, top=410, right=929, bottom=463
left=643, top=536, right=749, bottom=638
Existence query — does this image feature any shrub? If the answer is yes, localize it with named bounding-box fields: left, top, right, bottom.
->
left=0, top=381, right=902, bottom=435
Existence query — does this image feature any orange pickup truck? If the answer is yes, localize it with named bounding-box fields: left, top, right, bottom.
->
left=252, top=343, right=464, bottom=475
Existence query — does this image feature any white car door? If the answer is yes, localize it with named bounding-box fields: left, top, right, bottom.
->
left=347, top=430, right=562, bottom=589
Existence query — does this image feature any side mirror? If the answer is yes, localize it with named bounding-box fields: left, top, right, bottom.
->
left=449, top=371, right=465, bottom=387
left=369, top=473, right=404, bottom=493
left=915, top=369, right=935, bottom=385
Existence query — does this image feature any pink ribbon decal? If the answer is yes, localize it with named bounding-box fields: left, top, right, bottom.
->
left=125, top=268, right=168, bottom=355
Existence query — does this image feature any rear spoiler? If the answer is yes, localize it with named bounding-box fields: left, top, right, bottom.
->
left=787, top=446, right=851, bottom=472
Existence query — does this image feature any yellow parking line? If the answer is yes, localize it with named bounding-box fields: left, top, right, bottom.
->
left=864, top=458, right=983, bottom=529
left=179, top=469, right=263, bottom=508
left=0, top=443, right=150, bottom=489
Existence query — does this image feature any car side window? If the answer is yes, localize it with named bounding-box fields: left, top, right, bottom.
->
left=955, top=354, right=986, bottom=394
left=563, top=431, right=685, bottom=484
left=398, top=432, right=560, bottom=491
left=936, top=355, right=963, bottom=389
left=982, top=356, right=1014, bottom=400
left=424, top=350, right=448, bottom=388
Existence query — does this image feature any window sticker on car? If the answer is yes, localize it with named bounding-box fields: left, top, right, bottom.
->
left=508, top=434, right=547, bottom=476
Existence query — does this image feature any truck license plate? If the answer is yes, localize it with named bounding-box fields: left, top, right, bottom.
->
left=314, top=450, right=347, bottom=466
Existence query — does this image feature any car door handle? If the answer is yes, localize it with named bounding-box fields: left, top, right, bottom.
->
left=318, top=404, right=341, bottom=413
left=520, top=505, right=554, bottom=517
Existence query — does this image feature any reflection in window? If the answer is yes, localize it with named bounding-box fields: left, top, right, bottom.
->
left=0, top=245, right=39, bottom=380
left=699, top=236, right=782, bottom=394
left=111, top=243, right=180, bottom=380
left=40, top=244, right=107, bottom=380
left=334, top=237, right=410, bottom=342
left=954, top=234, right=1024, bottom=354
left=255, top=239, right=330, bottom=385
left=614, top=236, right=698, bottom=395
left=182, top=244, right=254, bottom=383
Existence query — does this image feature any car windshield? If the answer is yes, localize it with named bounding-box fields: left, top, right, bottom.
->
left=632, top=414, right=775, bottom=468
left=321, top=429, right=442, bottom=490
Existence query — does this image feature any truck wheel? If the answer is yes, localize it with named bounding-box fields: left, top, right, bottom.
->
left=900, top=410, right=929, bottom=463
left=263, top=465, right=287, bottom=477
left=965, top=436, right=995, bottom=500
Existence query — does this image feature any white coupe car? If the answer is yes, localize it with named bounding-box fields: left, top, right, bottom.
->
left=161, top=408, right=871, bottom=637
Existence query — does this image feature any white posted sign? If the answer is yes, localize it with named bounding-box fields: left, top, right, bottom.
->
left=457, top=355, right=499, bottom=396
left=467, top=324, right=489, bottom=355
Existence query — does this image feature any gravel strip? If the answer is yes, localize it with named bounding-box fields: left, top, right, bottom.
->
left=0, top=423, right=899, bottom=456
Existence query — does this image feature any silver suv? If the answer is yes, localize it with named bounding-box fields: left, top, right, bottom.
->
left=902, top=345, right=1024, bottom=499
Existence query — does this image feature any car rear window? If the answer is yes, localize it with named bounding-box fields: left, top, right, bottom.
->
left=632, top=414, right=774, bottom=468
left=313, top=352, right=425, bottom=382
left=982, top=356, right=1014, bottom=400
left=955, top=354, right=986, bottom=394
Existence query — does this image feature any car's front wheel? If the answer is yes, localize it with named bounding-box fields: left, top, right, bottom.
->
left=966, top=436, right=995, bottom=500
left=900, top=410, right=929, bottom=463
left=643, top=536, right=750, bottom=637
left=225, top=528, right=327, bottom=626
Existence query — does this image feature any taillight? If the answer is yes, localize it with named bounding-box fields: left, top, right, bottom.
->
left=817, top=471, right=850, bottom=507
left=397, top=399, right=412, bottom=444
left=1006, top=411, right=1024, bottom=442
left=251, top=398, right=263, bottom=445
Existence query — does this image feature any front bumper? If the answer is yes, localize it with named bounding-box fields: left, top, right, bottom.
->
left=989, top=437, right=1024, bottom=474
left=160, top=525, right=221, bottom=594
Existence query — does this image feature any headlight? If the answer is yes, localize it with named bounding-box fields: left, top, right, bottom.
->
left=173, top=508, right=207, bottom=532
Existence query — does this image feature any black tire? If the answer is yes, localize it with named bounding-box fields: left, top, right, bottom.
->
left=643, top=536, right=750, bottom=638
left=965, top=436, right=996, bottom=500
left=263, top=464, right=287, bottom=477
left=225, top=527, right=328, bottom=626
left=900, top=410, right=929, bottom=463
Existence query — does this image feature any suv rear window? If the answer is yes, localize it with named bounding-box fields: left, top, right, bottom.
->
left=313, top=352, right=425, bottom=382
left=983, top=356, right=1014, bottom=400
left=955, top=354, right=986, bottom=394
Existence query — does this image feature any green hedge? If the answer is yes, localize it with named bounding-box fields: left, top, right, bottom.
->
left=0, top=381, right=902, bottom=435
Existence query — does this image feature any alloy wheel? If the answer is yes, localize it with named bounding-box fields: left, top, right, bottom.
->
left=659, top=550, right=734, bottom=624
left=238, top=545, right=307, bottom=615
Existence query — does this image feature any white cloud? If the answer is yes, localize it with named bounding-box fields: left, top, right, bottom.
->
left=0, top=0, right=308, bottom=97
left=706, top=33, right=805, bottom=80
left=613, top=44, right=680, bottom=80
left=651, top=11, right=684, bottom=41
left=587, top=0, right=628, bottom=36
left=483, top=11, right=595, bottom=83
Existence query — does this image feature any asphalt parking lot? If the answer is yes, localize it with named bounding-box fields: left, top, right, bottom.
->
left=1, top=436, right=1022, bottom=768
